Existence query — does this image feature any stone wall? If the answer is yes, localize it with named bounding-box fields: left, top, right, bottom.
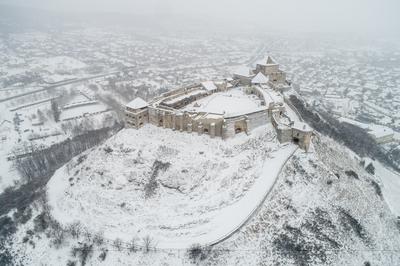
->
left=125, top=107, right=149, bottom=129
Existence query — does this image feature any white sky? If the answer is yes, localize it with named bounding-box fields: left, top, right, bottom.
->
left=1, top=0, right=399, bottom=34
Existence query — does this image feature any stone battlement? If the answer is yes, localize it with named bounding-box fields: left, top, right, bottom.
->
left=124, top=56, right=313, bottom=150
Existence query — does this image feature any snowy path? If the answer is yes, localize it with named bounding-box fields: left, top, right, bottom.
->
left=374, top=160, right=400, bottom=216
left=155, top=144, right=298, bottom=249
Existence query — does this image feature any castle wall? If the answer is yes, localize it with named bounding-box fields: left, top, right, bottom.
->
left=257, top=64, right=280, bottom=75
left=246, top=110, right=270, bottom=132
left=292, top=129, right=312, bottom=151
left=246, top=86, right=267, bottom=106
left=233, top=74, right=252, bottom=86
left=276, top=127, right=293, bottom=143
left=269, top=71, right=286, bottom=84
left=125, top=108, right=149, bottom=129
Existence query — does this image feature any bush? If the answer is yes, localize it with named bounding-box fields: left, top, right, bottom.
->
left=345, top=170, right=359, bottom=180
left=13, top=207, right=32, bottom=224
left=33, top=212, right=50, bottom=233
left=128, top=238, right=137, bottom=253
left=66, top=260, right=77, bottom=266
left=187, top=244, right=211, bottom=262
left=49, top=221, right=66, bottom=249
left=365, top=163, right=375, bottom=175
left=99, top=248, right=108, bottom=261
left=113, top=238, right=123, bottom=251
left=0, top=216, right=17, bottom=239
left=93, top=231, right=105, bottom=246
left=71, top=243, right=93, bottom=266
left=103, top=147, right=113, bottom=153
left=67, top=222, right=82, bottom=239
left=370, top=180, right=382, bottom=198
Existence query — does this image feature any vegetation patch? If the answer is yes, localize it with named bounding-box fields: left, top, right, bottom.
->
left=345, top=170, right=359, bottom=179
left=187, top=244, right=212, bottom=263
left=339, top=208, right=370, bottom=244
left=273, top=207, right=341, bottom=265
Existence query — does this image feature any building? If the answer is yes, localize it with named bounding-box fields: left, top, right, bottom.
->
left=124, top=57, right=313, bottom=150
left=125, top=97, right=149, bottom=129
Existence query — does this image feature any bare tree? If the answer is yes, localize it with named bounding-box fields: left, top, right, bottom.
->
left=50, top=100, right=60, bottom=122
left=142, top=235, right=153, bottom=253
left=113, top=238, right=123, bottom=251
left=128, top=238, right=137, bottom=253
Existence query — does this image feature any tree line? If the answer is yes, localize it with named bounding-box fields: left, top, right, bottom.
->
left=289, top=95, right=399, bottom=172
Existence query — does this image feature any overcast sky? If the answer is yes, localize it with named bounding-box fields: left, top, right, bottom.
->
left=1, top=0, right=399, bottom=35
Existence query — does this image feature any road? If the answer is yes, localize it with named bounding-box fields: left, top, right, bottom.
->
left=0, top=70, right=125, bottom=103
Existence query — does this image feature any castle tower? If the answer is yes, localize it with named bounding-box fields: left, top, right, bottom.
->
left=125, top=97, right=149, bottom=129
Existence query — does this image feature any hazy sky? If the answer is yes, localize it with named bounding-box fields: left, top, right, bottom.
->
left=1, top=0, right=399, bottom=35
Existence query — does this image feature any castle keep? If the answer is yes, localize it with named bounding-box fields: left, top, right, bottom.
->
left=124, top=56, right=313, bottom=150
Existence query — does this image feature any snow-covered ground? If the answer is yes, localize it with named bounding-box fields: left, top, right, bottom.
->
left=9, top=129, right=400, bottom=266
left=183, top=87, right=265, bottom=116
left=32, top=56, right=87, bottom=74
left=47, top=124, right=296, bottom=249
left=365, top=159, right=400, bottom=216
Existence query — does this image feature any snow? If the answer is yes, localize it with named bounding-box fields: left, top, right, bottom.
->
left=251, top=72, right=269, bottom=84
left=126, top=97, right=149, bottom=109
left=233, top=65, right=253, bottom=77
left=163, top=89, right=207, bottom=106
left=59, top=103, right=109, bottom=121
left=367, top=125, right=394, bottom=139
left=47, top=124, right=296, bottom=249
left=32, top=56, right=87, bottom=74
left=201, top=81, right=217, bottom=91
left=339, top=117, right=395, bottom=140
left=292, top=121, right=312, bottom=132
left=183, top=88, right=265, bottom=116
left=367, top=159, right=400, bottom=216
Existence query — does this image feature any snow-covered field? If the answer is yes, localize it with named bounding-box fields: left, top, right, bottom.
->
left=32, top=56, right=87, bottom=74
left=47, top=124, right=295, bottom=249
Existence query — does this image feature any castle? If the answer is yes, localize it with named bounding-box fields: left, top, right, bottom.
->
left=124, top=56, right=313, bottom=150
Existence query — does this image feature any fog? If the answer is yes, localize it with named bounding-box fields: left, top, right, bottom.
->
left=1, top=0, right=399, bottom=36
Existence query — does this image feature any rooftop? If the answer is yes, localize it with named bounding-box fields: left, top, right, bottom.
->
left=252, top=72, right=269, bottom=84
left=126, top=97, right=148, bottom=109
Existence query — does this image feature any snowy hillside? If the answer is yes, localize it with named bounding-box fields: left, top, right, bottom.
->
left=208, top=135, right=400, bottom=265
left=47, top=124, right=296, bottom=249
left=5, top=124, right=400, bottom=265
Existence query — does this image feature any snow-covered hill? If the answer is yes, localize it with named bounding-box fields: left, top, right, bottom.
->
left=4, top=125, right=400, bottom=265
left=46, top=124, right=296, bottom=249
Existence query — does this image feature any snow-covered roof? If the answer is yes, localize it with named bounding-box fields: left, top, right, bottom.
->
left=233, top=66, right=253, bottom=77
left=251, top=72, right=269, bottom=84
left=201, top=81, right=217, bottom=91
left=257, top=56, right=278, bottom=66
left=368, top=126, right=394, bottom=139
left=126, top=97, right=148, bottom=109
left=266, top=56, right=276, bottom=64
